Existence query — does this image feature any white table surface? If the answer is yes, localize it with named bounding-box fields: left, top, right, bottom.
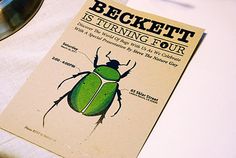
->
left=1, top=0, right=236, bottom=158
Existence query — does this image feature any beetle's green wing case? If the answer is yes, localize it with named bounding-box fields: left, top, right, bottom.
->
left=69, top=73, right=102, bottom=112
left=84, top=82, right=118, bottom=116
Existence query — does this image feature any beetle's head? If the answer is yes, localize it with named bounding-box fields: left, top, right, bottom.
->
left=106, top=51, right=131, bottom=70
left=106, top=60, right=120, bottom=69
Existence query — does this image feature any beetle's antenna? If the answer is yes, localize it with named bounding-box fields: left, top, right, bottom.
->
left=106, top=51, right=112, bottom=61
left=120, top=60, right=130, bottom=66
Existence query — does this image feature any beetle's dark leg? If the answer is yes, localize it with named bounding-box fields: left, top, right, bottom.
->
left=96, top=112, right=106, bottom=125
left=43, top=91, right=70, bottom=127
left=111, top=88, right=122, bottom=117
left=120, top=62, right=136, bottom=79
left=89, top=112, right=107, bottom=136
left=57, top=71, right=90, bottom=89
left=94, top=47, right=100, bottom=68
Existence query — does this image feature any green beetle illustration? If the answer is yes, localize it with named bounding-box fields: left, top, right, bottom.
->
left=43, top=47, right=136, bottom=129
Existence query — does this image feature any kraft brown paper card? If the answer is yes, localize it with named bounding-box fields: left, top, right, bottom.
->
left=0, top=0, right=204, bottom=157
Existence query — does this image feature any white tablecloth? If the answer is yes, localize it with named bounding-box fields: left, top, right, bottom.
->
left=1, top=0, right=236, bottom=157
